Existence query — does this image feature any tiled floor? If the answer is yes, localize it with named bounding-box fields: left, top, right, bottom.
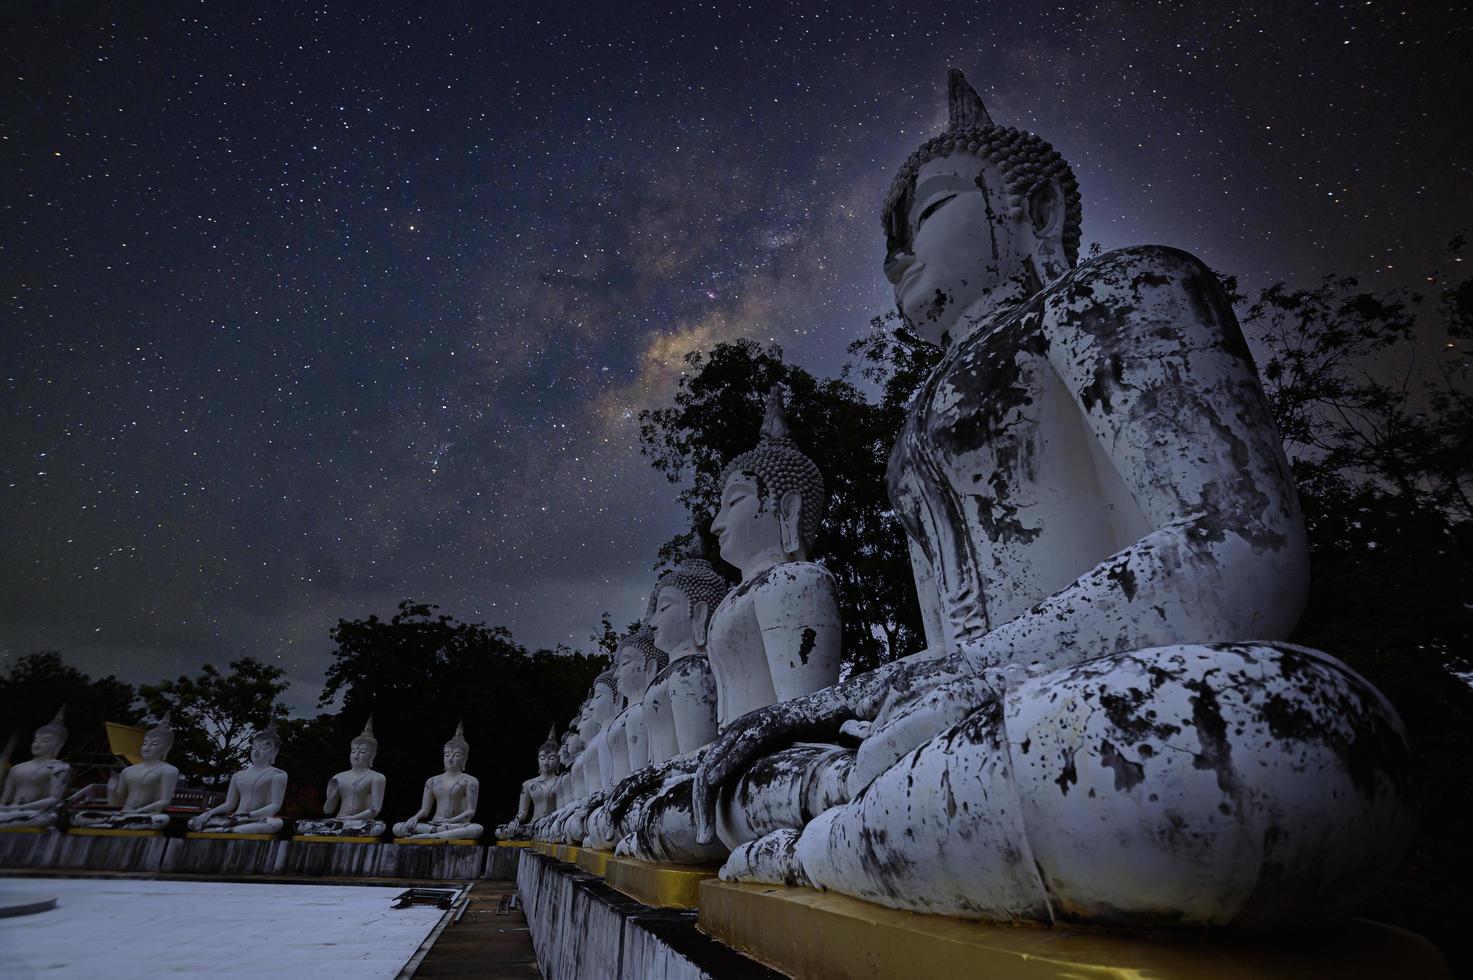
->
left=0, top=876, right=451, bottom=978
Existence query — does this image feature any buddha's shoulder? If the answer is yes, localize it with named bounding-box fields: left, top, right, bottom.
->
left=739, top=560, right=836, bottom=598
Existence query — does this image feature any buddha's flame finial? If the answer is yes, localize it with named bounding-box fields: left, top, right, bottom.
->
left=547, top=723, right=556, bottom=741
left=947, top=68, right=994, bottom=130
left=361, top=714, right=375, bottom=739
left=759, top=386, right=790, bottom=441
left=51, top=705, right=66, bottom=726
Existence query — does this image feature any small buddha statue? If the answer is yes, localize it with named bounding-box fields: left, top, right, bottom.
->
left=295, top=716, right=387, bottom=838
left=534, top=706, right=588, bottom=841
left=496, top=725, right=561, bottom=840
left=558, top=670, right=620, bottom=843
left=0, top=706, right=72, bottom=829
left=392, top=721, right=483, bottom=841
left=693, top=72, right=1417, bottom=929
left=72, top=712, right=180, bottom=829
left=188, top=720, right=288, bottom=835
left=585, top=626, right=669, bottom=849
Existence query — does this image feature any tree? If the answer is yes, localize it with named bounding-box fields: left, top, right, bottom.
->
left=319, top=601, right=607, bottom=822
left=637, top=337, right=936, bottom=674
left=0, top=652, right=142, bottom=759
left=138, top=658, right=289, bottom=786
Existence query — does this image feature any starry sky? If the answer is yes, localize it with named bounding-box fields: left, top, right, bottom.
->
left=4, top=2, right=1468, bottom=713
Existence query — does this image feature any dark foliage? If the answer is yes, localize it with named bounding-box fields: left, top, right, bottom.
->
left=318, top=600, right=607, bottom=825
left=0, top=652, right=142, bottom=762
left=138, top=658, right=290, bottom=787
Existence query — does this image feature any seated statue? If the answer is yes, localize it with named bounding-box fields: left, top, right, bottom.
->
left=693, top=72, right=1417, bottom=930
left=584, top=627, right=667, bottom=849
left=534, top=703, right=590, bottom=841
left=296, top=716, right=387, bottom=838
left=393, top=721, right=483, bottom=840
left=73, top=712, right=180, bottom=829
left=188, top=721, right=288, bottom=835
left=606, top=392, right=844, bottom=864
left=0, top=706, right=72, bottom=829
left=555, top=669, right=620, bottom=843
left=496, top=725, right=561, bottom=840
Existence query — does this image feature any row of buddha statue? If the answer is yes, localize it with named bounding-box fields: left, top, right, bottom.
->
left=0, top=709, right=484, bottom=842
left=496, top=69, right=1417, bottom=934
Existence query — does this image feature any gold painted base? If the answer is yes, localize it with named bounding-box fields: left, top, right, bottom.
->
left=67, top=828, right=163, bottom=838
left=291, top=835, right=381, bottom=844
left=495, top=839, right=533, bottom=847
left=392, top=836, right=480, bottom=846
left=698, top=881, right=1452, bottom=980
left=0, top=826, right=47, bottom=835
left=605, top=856, right=721, bottom=910
left=574, top=847, right=613, bottom=877
left=185, top=831, right=275, bottom=841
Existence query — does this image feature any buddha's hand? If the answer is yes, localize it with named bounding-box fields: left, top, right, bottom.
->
left=693, top=688, right=856, bottom=845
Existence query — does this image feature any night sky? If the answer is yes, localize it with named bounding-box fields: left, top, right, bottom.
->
left=4, top=3, right=1468, bottom=713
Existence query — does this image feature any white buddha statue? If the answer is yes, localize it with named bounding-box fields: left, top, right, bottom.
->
left=188, top=720, right=288, bottom=835
left=393, top=721, right=483, bottom=841
left=693, top=71, right=1417, bottom=930
left=496, top=725, right=561, bottom=840
left=0, top=707, right=72, bottom=829
left=296, top=717, right=387, bottom=838
left=535, top=704, right=590, bottom=842
left=607, top=393, right=844, bottom=864
left=73, top=712, right=180, bottom=829
left=586, top=625, right=673, bottom=849
left=558, top=670, right=620, bottom=843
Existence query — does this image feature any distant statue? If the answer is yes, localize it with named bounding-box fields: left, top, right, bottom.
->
left=188, top=720, right=288, bottom=835
left=694, top=71, right=1416, bottom=930
left=296, top=716, right=387, bottom=838
left=393, top=721, right=483, bottom=841
left=556, top=670, right=620, bottom=843
left=73, top=712, right=180, bottom=829
left=0, top=706, right=72, bottom=829
left=496, top=725, right=561, bottom=840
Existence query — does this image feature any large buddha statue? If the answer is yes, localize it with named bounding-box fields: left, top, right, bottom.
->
left=393, top=721, right=483, bottom=841
left=607, top=393, right=844, bottom=864
left=188, top=720, right=288, bottom=835
left=496, top=725, right=561, bottom=840
left=692, top=71, right=1417, bottom=929
left=73, top=712, right=180, bottom=829
left=296, top=717, right=387, bottom=838
left=0, top=707, right=72, bottom=829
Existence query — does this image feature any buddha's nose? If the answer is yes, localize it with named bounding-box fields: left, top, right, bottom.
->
left=884, top=249, right=915, bottom=287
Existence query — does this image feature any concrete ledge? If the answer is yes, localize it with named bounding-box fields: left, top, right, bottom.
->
left=574, top=847, right=614, bottom=878
left=49, top=829, right=167, bottom=871
left=162, top=836, right=281, bottom=874
left=518, top=850, right=781, bottom=980
left=484, top=844, right=522, bottom=880
left=274, top=839, right=382, bottom=876
left=0, top=830, right=57, bottom=868
left=184, top=831, right=276, bottom=841
left=697, top=880, right=1453, bottom=980
left=605, top=856, right=718, bottom=910
left=377, top=842, right=484, bottom=880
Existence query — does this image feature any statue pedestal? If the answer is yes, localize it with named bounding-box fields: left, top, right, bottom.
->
left=573, top=847, right=614, bottom=878
left=0, top=827, right=57, bottom=869
left=486, top=840, right=531, bottom=880
left=161, top=832, right=281, bottom=875
left=696, top=880, right=1453, bottom=980
left=52, top=828, right=167, bottom=872
left=275, top=836, right=383, bottom=876
left=517, top=849, right=779, bottom=980
left=534, top=840, right=582, bottom=865
left=376, top=838, right=484, bottom=880
left=604, top=855, right=719, bottom=910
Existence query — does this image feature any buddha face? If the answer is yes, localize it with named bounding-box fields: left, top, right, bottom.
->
left=885, top=153, right=1063, bottom=346
left=30, top=729, right=63, bottom=760
left=537, top=747, right=558, bottom=776
left=443, top=743, right=468, bottom=771
left=349, top=738, right=376, bottom=770
left=614, top=642, right=653, bottom=704
left=585, top=683, right=616, bottom=730
left=250, top=737, right=279, bottom=766
left=140, top=731, right=172, bottom=763
left=712, top=472, right=791, bottom=572
left=650, top=584, right=695, bottom=657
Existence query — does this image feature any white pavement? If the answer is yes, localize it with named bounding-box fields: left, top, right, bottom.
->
left=0, top=877, right=451, bottom=979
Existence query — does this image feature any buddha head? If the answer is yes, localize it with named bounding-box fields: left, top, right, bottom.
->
left=614, top=626, right=666, bottom=706
left=559, top=718, right=582, bottom=765
left=249, top=719, right=281, bottom=766
left=140, top=711, right=175, bottom=763
left=712, top=388, right=826, bottom=572
left=584, top=670, right=619, bottom=733
left=537, top=725, right=560, bottom=777
left=443, top=720, right=470, bottom=772
left=882, top=69, right=1082, bottom=346
left=650, top=544, right=730, bottom=657
left=349, top=715, right=378, bottom=770
left=31, top=705, right=68, bottom=760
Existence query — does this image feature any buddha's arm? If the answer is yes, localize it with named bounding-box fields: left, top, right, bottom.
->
left=907, top=535, right=947, bottom=654
left=247, top=771, right=287, bottom=818
left=194, top=776, right=241, bottom=825
left=410, top=779, right=434, bottom=821
left=988, top=246, right=1309, bottom=672
left=450, top=778, right=479, bottom=823
left=132, top=767, right=178, bottom=814
left=29, top=764, right=71, bottom=810
left=751, top=563, right=843, bottom=702
left=514, top=783, right=534, bottom=824
left=322, top=777, right=342, bottom=817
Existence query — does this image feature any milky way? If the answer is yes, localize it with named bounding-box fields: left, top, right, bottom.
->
left=3, top=3, right=1467, bottom=710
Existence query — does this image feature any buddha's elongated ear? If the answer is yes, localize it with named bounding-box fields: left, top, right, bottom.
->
left=778, top=489, right=803, bottom=557
left=691, top=599, right=711, bottom=649
left=1026, top=176, right=1069, bottom=283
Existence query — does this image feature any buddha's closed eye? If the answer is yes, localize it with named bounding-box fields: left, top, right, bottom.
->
left=915, top=193, right=957, bottom=231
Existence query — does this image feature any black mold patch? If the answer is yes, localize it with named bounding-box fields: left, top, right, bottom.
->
left=1099, top=739, right=1146, bottom=792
